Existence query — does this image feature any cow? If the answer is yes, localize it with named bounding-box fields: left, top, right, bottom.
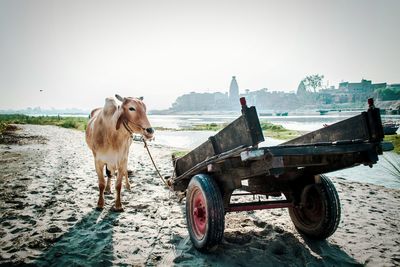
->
left=86, top=94, right=154, bottom=211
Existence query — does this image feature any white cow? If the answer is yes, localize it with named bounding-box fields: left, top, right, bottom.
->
left=86, top=94, right=154, bottom=211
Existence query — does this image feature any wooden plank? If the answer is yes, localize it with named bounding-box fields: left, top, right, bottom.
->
left=282, top=112, right=370, bottom=145
left=174, top=105, right=264, bottom=178
left=175, top=140, right=214, bottom=177
left=266, top=142, right=377, bottom=157
left=174, top=146, right=246, bottom=183
left=367, top=108, right=384, bottom=141
left=214, top=116, right=252, bottom=153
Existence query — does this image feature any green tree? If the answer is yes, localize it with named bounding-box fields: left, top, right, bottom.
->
left=302, top=74, right=324, bottom=93
left=375, top=87, right=400, bottom=101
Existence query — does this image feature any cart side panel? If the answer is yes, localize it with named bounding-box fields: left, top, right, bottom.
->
left=175, top=140, right=214, bottom=177
left=366, top=108, right=384, bottom=141
left=213, top=114, right=262, bottom=154
left=244, top=106, right=265, bottom=147
left=282, top=109, right=383, bottom=146
left=175, top=106, right=264, bottom=177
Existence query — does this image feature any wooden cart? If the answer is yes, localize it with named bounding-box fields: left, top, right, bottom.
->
left=170, top=98, right=384, bottom=251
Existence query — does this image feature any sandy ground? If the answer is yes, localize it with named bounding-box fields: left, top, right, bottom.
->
left=0, top=124, right=399, bottom=266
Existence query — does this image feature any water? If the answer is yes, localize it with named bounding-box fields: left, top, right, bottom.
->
left=327, top=152, right=400, bottom=189
left=150, top=113, right=400, bottom=132
left=149, top=114, right=240, bottom=129
left=153, top=130, right=217, bottom=150
left=149, top=114, right=400, bottom=189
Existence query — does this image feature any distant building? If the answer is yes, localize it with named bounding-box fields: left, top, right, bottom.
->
left=169, top=76, right=398, bottom=113
left=229, top=76, right=239, bottom=106
left=315, top=79, right=399, bottom=104
left=338, top=79, right=385, bottom=93
left=338, top=79, right=387, bottom=102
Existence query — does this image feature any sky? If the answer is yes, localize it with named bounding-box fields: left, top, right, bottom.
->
left=0, top=0, right=399, bottom=110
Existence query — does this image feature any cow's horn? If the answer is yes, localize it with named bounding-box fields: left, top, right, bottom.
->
left=115, top=94, right=124, bottom=102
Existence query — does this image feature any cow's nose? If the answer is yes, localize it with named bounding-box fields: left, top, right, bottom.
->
left=146, top=128, right=154, bottom=134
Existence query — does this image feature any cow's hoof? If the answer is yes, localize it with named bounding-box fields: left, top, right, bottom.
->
left=111, top=206, right=124, bottom=212
left=97, top=198, right=104, bottom=209
left=104, top=190, right=112, bottom=195
left=95, top=206, right=104, bottom=211
left=125, top=184, right=131, bottom=191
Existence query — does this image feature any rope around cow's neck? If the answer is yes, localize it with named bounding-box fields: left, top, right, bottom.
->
left=122, top=120, right=171, bottom=190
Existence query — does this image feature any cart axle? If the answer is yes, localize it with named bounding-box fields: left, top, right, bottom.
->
left=227, top=200, right=292, bottom=212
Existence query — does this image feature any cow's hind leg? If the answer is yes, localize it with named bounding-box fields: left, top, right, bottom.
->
left=95, top=160, right=106, bottom=210
left=105, top=166, right=112, bottom=194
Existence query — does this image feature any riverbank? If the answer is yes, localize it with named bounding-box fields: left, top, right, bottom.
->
left=1, top=114, right=399, bottom=152
left=0, top=114, right=299, bottom=140
left=0, top=124, right=399, bottom=266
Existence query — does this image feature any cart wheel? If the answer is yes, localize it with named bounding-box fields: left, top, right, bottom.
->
left=186, top=174, right=225, bottom=252
left=289, top=174, right=340, bottom=239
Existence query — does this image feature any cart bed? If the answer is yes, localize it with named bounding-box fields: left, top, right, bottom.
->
left=171, top=99, right=383, bottom=192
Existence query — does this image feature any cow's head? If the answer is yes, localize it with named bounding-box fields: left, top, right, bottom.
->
left=115, top=94, right=154, bottom=140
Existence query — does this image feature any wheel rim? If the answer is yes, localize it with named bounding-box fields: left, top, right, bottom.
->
left=191, top=188, right=207, bottom=240
left=297, top=185, right=325, bottom=227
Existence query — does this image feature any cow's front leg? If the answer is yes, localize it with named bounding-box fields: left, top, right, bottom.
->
left=122, top=160, right=131, bottom=191
left=113, top=169, right=124, bottom=212
left=95, top=161, right=105, bottom=210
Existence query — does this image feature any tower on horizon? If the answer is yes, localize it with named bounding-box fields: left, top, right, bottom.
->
left=229, top=76, right=239, bottom=104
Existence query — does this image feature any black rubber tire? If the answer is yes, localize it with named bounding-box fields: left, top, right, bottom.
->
left=186, top=174, right=225, bottom=252
left=289, top=174, right=341, bottom=239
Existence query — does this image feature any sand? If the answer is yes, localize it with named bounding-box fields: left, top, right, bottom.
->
left=0, top=124, right=399, bottom=266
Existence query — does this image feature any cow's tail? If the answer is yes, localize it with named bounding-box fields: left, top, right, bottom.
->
left=105, top=165, right=112, bottom=178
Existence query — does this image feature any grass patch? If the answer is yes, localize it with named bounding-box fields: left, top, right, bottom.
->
left=190, top=123, right=228, bottom=131
left=0, top=114, right=302, bottom=141
left=181, top=121, right=301, bottom=140
left=384, top=134, right=400, bottom=154
left=0, top=114, right=88, bottom=132
left=382, top=153, right=400, bottom=178
left=0, top=122, right=6, bottom=134
left=154, top=123, right=229, bottom=132
left=0, top=122, right=19, bottom=134
left=172, top=150, right=189, bottom=158
left=259, top=121, right=301, bottom=140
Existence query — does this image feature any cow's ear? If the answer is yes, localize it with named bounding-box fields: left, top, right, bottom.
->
left=115, top=94, right=124, bottom=102
left=138, top=96, right=144, bottom=101
left=116, top=113, right=125, bottom=130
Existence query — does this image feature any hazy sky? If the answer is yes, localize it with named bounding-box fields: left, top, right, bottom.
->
left=0, top=0, right=399, bottom=110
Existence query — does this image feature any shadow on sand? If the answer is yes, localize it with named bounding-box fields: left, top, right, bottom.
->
left=302, top=236, right=363, bottom=266
left=35, top=209, right=120, bottom=267
left=169, top=223, right=362, bottom=267
left=161, top=202, right=362, bottom=266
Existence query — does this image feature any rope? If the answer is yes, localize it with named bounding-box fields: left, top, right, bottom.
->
left=142, top=138, right=172, bottom=190
left=122, top=120, right=172, bottom=190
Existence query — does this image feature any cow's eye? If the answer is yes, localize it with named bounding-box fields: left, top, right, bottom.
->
left=129, top=107, right=136, bottom=111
